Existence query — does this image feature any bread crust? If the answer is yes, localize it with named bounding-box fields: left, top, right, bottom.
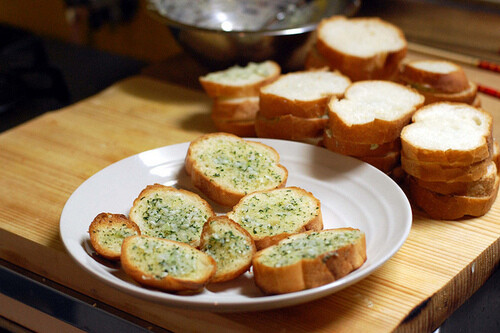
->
left=121, top=235, right=216, bottom=292
left=255, top=112, right=328, bottom=141
left=228, top=187, right=323, bottom=250
left=408, top=174, right=499, bottom=220
left=316, top=16, right=407, bottom=81
left=211, top=118, right=256, bottom=137
left=358, top=150, right=401, bottom=173
left=88, top=213, right=140, bottom=261
left=399, top=60, right=470, bottom=94
left=199, top=61, right=281, bottom=98
left=198, top=216, right=256, bottom=283
left=185, top=133, right=288, bottom=207
left=323, top=128, right=401, bottom=157
left=211, top=96, right=259, bottom=121
left=258, top=70, right=350, bottom=119
left=412, top=161, right=497, bottom=196
left=401, top=153, right=491, bottom=183
left=418, top=81, right=478, bottom=105
left=252, top=228, right=366, bottom=294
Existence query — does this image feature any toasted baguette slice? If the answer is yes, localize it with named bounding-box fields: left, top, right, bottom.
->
left=408, top=173, right=499, bottom=220
left=259, top=70, right=351, bottom=119
left=211, top=96, right=259, bottom=121
left=227, top=187, right=323, bottom=250
left=323, top=127, right=401, bottom=157
left=327, top=80, right=424, bottom=144
left=255, top=112, right=328, bottom=142
left=399, top=59, right=470, bottom=94
left=198, top=216, right=256, bottom=283
left=401, top=153, right=491, bottom=183
left=413, top=161, right=497, bottom=196
left=252, top=228, right=366, bottom=294
left=129, top=184, right=215, bottom=247
left=316, top=16, right=407, bottom=81
left=199, top=61, right=281, bottom=98
left=401, top=103, right=493, bottom=165
left=211, top=118, right=256, bottom=137
left=88, top=213, right=140, bottom=261
left=185, top=133, right=288, bottom=207
left=121, top=235, right=216, bottom=292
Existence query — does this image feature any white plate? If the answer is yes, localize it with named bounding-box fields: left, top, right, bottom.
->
left=60, top=139, right=412, bottom=312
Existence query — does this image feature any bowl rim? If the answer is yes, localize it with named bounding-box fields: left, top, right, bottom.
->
left=146, top=2, right=343, bottom=36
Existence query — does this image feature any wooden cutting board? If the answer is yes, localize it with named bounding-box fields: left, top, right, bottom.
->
left=1, top=51, right=499, bottom=333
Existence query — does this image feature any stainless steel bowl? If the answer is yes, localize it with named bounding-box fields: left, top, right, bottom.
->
left=147, top=0, right=361, bottom=70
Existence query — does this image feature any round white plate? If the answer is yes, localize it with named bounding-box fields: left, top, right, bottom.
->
left=60, top=139, right=412, bottom=312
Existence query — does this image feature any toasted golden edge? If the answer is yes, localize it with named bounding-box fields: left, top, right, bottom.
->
left=198, top=216, right=256, bottom=283
left=255, top=112, right=328, bottom=141
left=128, top=184, right=216, bottom=247
left=228, top=186, right=323, bottom=250
left=400, top=103, right=493, bottom=165
left=252, top=228, right=367, bottom=294
left=211, top=118, right=257, bottom=137
left=88, top=213, right=140, bottom=261
left=412, top=161, right=497, bottom=196
left=398, top=60, right=470, bottom=94
left=414, top=81, right=478, bottom=105
left=316, top=16, right=407, bottom=81
left=211, top=96, right=260, bottom=121
left=258, top=69, right=350, bottom=119
left=323, top=127, right=401, bottom=157
left=121, top=235, right=216, bottom=292
left=408, top=174, right=499, bottom=220
left=358, top=150, right=401, bottom=173
left=185, top=133, right=288, bottom=207
left=401, top=153, right=491, bottom=183
left=199, top=61, right=281, bottom=98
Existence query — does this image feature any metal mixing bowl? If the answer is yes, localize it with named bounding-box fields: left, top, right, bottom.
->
left=147, top=0, right=361, bottom=70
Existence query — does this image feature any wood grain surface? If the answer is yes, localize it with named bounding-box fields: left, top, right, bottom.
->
left=1, top=50, right=499, bottom=332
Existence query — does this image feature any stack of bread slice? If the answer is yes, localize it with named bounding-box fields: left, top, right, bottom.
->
left=256, top=69, right=351, bottom=144
left=324, top=80, right=424, bottom=176
left=399, top=59, right=480, bottom=106
left=199, top=61, right=281, bottom=137
left=305, top=16, right=407, bottom=81
left=401, top=102, right=498, bottom=220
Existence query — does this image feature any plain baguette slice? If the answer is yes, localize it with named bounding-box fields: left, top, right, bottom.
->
left=211, top=96, right=259, bottom=121
left=316, top=16, right=407, bottom=81
left=413, top=161, right=497, bottom=196
left=328, top=80, right=424, bottom=144
left=399, top=59, right=470, bottom=94
left=401, top=103, right=493, bottom=165
left=323, top=127, right=401, bottom=157
left=227, top=187, right=323, bottom=250
left=358, top=150, right=401, bottom=173
left=259, top=70, right=351, bottom=119
left=252, top=228, right=366, bottom=294
left=185, top=133, right=288, bottom=207
left=198, top=216, right=256, bottom=283
left=199, top=61, right=281, bottom=98
left=88, top=213, right=140, bottom=261
left=211, top=118, right=257, bottom=137
left=129, top=184, right=215, bottom=248
left=255, top=112, right=328, bottom=142
left=121, top=235, right=216, bottom=292
left=408, top=173, right=499, bottom=220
